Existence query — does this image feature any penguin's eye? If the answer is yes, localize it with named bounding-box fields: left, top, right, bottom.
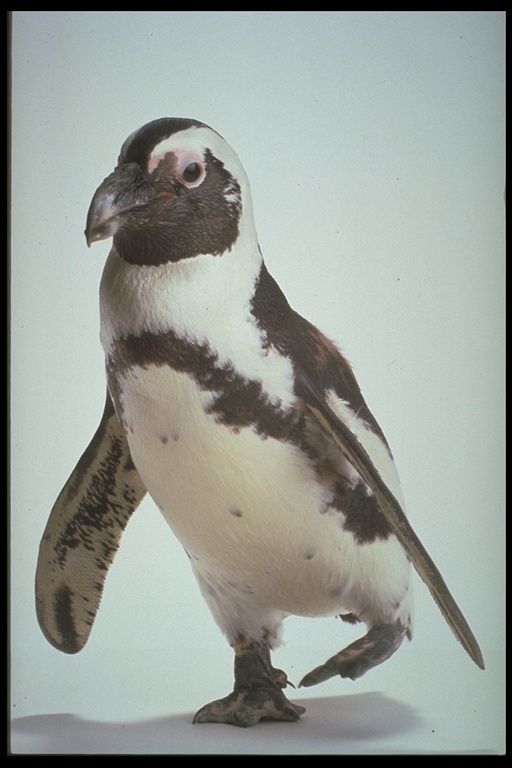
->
left=176, top=153, right=206, bottom=187
left=182, top=162, right=203, bottom=184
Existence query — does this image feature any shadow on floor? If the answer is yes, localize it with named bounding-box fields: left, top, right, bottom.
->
left=11, top=691, right=423, bottom=754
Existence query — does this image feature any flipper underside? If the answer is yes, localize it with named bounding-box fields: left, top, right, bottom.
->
left=35, top=392, right=147, bottom=653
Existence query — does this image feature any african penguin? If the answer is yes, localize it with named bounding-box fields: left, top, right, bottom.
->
left=36, top=117, right=484, bottom=727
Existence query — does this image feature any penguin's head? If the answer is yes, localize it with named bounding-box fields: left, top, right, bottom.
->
left=85, top=118, right=255, bottom=266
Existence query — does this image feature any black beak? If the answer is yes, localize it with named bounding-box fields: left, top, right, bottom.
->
left=85, top=163, right=158, bottom=247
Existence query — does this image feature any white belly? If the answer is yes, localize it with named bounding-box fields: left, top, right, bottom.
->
left=112, top=363, right=412, bottom=646
left=116, top=364, right=365, bottom=616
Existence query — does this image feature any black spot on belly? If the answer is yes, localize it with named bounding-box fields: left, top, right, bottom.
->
left=159, top=434, right=169, bottom=444
left=229, top=507, right=243, bottom=518
left=303, top=550, right=315, bottom=560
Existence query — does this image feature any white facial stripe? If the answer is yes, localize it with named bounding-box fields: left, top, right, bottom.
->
left=147, top=126, right=250, bottom=188
left=147, top=150, right=170, bottom=174
left=147, top=146, right=205, bottom=175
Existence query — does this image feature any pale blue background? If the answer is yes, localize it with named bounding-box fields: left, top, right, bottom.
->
left=11, top=11, right=505, bottom=754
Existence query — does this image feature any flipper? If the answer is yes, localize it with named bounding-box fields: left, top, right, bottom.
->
left=35, top=392, right=147, bottom=653
left=297, top=373, right=485, bottom=670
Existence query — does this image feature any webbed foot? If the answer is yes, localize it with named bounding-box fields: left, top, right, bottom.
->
left=193, top=687, right=306, bottom=727
left=300, top=622, right=408, bottom=686
left=193, top=643, right=306, bottom=727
